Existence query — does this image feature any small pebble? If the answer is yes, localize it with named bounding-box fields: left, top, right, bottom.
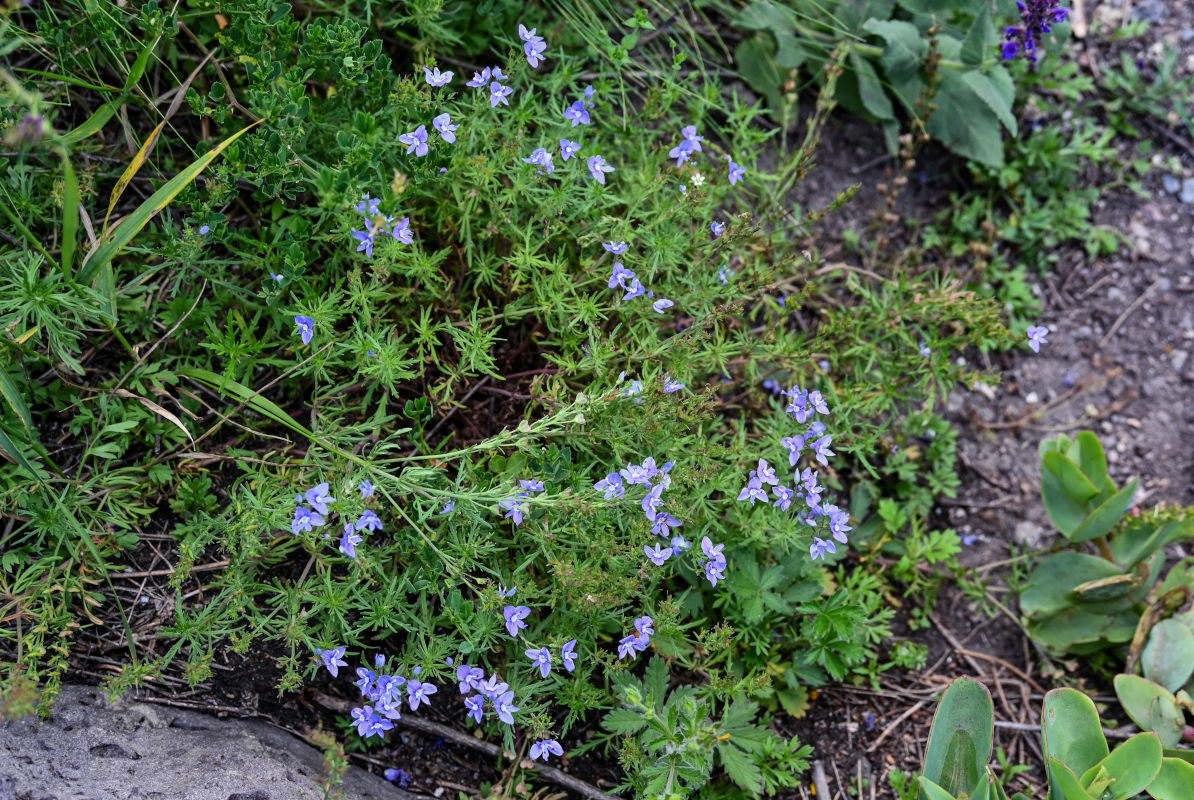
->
left=1181, top=178, right=1194, bottom=205
left=1162, top=174, right=1181, bottom=194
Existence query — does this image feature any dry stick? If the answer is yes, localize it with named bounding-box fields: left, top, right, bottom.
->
left=959, top=649, right=1047, bottom=696
left=866, top=700, right=928, bottom=753
left=1098, top=277, right=1163, bottom=349
left=811, top=761, right=832, bottom=800
left=395, top=716, right=621, bottom=800
left=994, top=720, right=1135, bottom=740
left=112, top=559, right=230, bottom=580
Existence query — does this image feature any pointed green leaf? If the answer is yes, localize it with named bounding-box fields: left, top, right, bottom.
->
left=1079, top=733, right=1162, bottom=800
left=961, top=3, right=992, bottom=67
left=917, top=776, right=962, bottom=800
left=959, top=70, right=1016, bottom=134
left=0, top=368, right=33, bottom=433
left=1048, top=758, right=1097, bottom=800
left=1069, top=479, right=1139, bottom=542
left=1021, top=552, right=1125, bottom=617
left=60, top=153, right=80, bottom=276
left=1073, top=432, right=1110, bottom=496
left=176, top=366, right=315, bottom=441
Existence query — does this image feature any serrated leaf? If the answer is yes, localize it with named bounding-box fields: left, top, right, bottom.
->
left=601, top=708, right=647, bottom=735
left=718, top=742, right=763, bottom=794
left=959, top=71, right=1016, bottom=134
left=961, top=3, right=992, bottom=67
left=644, top=656, right=669, bottom=705
left=862, top=18, right=925, bottom=82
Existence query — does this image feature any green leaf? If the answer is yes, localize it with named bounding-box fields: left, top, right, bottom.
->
left=733, top=0, right=797, bottom=31
left=123, top=35, right=161, bottom=92
left=1072, top=432, right=1110, bottom=495
left=0, top=368, right=33, bottom=433
left=602, top=708, right=647, bottom=735
left=1021, top=552, right=1126, bottom=617
left=0, top=426, right=45, bottom=484
left=1148, top=757, right=1194, bottom=800
left=644, top=655, right=669, bottom=705
left=1048, top=758, right=1097, bottom=800
left=917, top=776, right=962, bottom=800
left=1069, top=479, right=1139, bottom=542
left=1143, top=619, right=1194, bottom=692
left=1114, top=675, right=1185, bottom=749
left=1079, top=733, right=1162, bottom=800
left=1110, top=520, right=1194, bottom=570
left=718, top=742, right=763, bottom=794
left=60, top=153, right=80, bottom=277
left=862, top=18, right=925, bottom=82
left=1041, top=451, right=1099, bottom=535
left=79, top=120, right=263, bottom=284
left=1042, top=689, right=1109, bottom=783
left=176, top=366, right=315, bottom=441
left=851, top=50, right=895, bottom=120
left=961, top=3, right=992, bottom=67
left=926, top=72, right=1004, bottom=166
left=734, top=35, right=784, bottom=112
left=959, top=70, right=1016, bottom=135
left=922, top=678, right=993, bottom=797
left=63, top=99, right=121, bottom=145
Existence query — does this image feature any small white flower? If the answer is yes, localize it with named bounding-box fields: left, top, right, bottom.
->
left=692, top=172, right=705, bottom=187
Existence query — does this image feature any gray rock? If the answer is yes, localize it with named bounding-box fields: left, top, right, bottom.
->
left=1013, top=520, right=1046, bottom=549
left=1181, top=178, right=1194, bottom=205
left=0, top=685, right=416, bottom=800
left=1162, top=174, right=1181, bottom=195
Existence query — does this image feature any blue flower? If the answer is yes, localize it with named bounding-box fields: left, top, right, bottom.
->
left=519, top=24, right=547, bottom=68
left=339, top=525, right=363, bottom=558
left=635, top=616, right=655, bottom=636
left=399, top=125, right=429, bottom=157
left=594, top=472, right=625, bottom=499
left=810, top=537, right=836, bottom=560
left=351, top=227, right=375, bottom=258
left=755, top=458, right=779, bottom=486
left=619, top=461, right=652, bottom=486
left=773, top=485, right=794, bottom=511
left=641, top=483, right=665, bottom=521
left=811, top=435, right=835, bottom=466
left=489, top=82, right=513, bottom=107
left=808, top=390, right=830, bottom=415
left=717, top=264, right=735, bottom=285
left=608, top=262, right=635, bottom=290
left=651, top=512, right=681, bottom=538
left=355, top=666, right=378, bottom=696
left=494, top=690, right=519, bottom=724
left=704, top=559, right=726, bottom=587
left=432, top=113, right=458, bottom=143
left=701, top=537, right=725, bottom=566
left=530, top=739, right=564, bottom=761
left=503, top=605, right=531, bottom=637
left=457, top=664, right=484, bottom=694
left=561, top=639, right=577, bottom=673
left=525, top=646, right=552, bottom=678
left=351, top=705, right=392, bottom=738
left=270, top=272, right=284, bottom=283
left=711, top=221, right=725, bottom=237
left=354, top=194, right=381, bottom=217
left=466, top=68, right=491, bottom=88
left=584, top=84, right=595, bottom=103
left=603, top=241, right=628, bottom=254
left=358, top=480, right=374, bottom=498
left=199, top=224, right=210, bottom=235
left=390, top=217, right=414, bottom=244
left=316, top=646, right=348, bottom=677
left=644, top=542, right=673, bottom=566
left=498, top=584, right=518, bottom=597
left=500, top=496, right=526, bottom=526
left=681, top=126, right=704, bottom=151
left=519, top=479, right=546, bottom=492
left=440, top=500, right=455, bottom=514
left=652, top=298, right=674, bottom=313
left=407, top=679, right=437, bottom=710
left=305, top=483, right=335, bottom=516
left=670, top=534, right=691, bottom=553
left=780, top=435, right=805, bottom=466
left=522, top=147, right=555, bottom=175
left=564, top=100, right=590, bottom=126
left=560, top=138, right=581, bottom=161
left=478, top=673, right=508, bottom=698
left=622, top=277, right=646, bottom=300
left=663, top=377, right=684, bottom=393
left=295, top=315, right=315, bottom=345
left=737, top=476, right=768, bottom=505
left=385, top=768, right=412, bottom=789
left=587, top=155, right=613, bottom=184
left=356, top=510, right=383, bottom=532
left=291, top=506, right=325, bottom=534
left=1027, top=325, right=1049, bottom=352
left=728, top=159, right=746, bottom=185
left=464, top=694, right=485, bottom=723
left=669, top=139, right=698, bottom=167
left=423, top=66, right=453, bottom=87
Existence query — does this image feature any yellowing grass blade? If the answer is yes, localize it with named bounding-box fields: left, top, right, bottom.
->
left=79, top=119, right=262, bottom=284
left=103, top=119, right=166, bottom=237
left=0, top=368, right=33, bottom=433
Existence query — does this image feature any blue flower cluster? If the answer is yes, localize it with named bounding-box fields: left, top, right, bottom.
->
left=456, top=666, right=520, bottom=726
left=310, top=649, right=439, bottom=740
left=499, top=477, right=546, bottom=527
left=617, top=616, right=655, bottom=660
left=603, top=241, right=676, bottom=314
left=349, top=193, right=415, bottom=261
left=290, top=480, right=380, bottom=560
left=736, top=386, right=853, bottom=560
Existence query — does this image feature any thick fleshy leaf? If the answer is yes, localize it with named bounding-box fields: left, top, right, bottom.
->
left=1042, top=689, right=1109, bottom=780
left=1069, top=479, right=1139, bottom=542
left=1114, top=675, right=1185, bottom=748
left=923, top=678, right=993, bottom=797
left=1078, top=733, right=1162, bottom=800
left=1021, top=553, right=1125, bottom=617
left=1148, top=756, right=1194, bottom=800
left=1143, top=619, right=1194, bottom=692
left=1048, top=758, right=1097, bottom=800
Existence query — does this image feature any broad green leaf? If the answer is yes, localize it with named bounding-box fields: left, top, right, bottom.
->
left=1069, top=479, right=1139, bottom=542
left=862, top=18, right=925, bottom=82
left=959, top=71, right=1016, bottom=134
left=1143, top=619, right=1194, bottom=692
left=1073, top=431, right=1110, bottom=495
left=923, top=678, right=993, bottom=797
left=1027, top=607, right=1136, bottom=655
left=851, top=50, right=895, bottom=120
left=79, top=120, right=262, bottom=284
left=1021, top=552, right=1125, bottom=617
left=1042, top=689, right=1109, bottom=781
left=1079, top=733, right=1162, bottom=800
left=1044, top=451, right=1101, bottom=501
left=1109, top=520, right=1193, bottom=569
left=1041, top=451, right=1099, bottom=535
left=1114, top=675, right=1185, bottom=748
left=1148, top=756, right=1194, bottom=799
left=733, top=0, right=797, bottom=31
left=734, top=35, right=784, bottom=112
left=961, top=3, right=992, bottom=67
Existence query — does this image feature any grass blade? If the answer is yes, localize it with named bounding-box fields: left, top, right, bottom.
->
left=78, top=119, right=263, bottom=284
left=177, top=366, right=316, bottom=440
left=61, top=152, right=80, bottom=276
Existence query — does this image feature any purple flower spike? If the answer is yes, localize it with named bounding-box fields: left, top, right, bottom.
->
left=295, top=315, right=315, bottom=345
